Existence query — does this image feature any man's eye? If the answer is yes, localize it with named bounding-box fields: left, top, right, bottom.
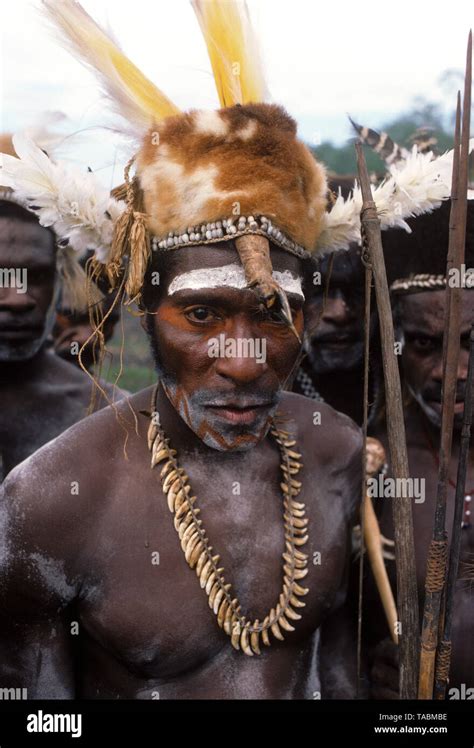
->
left=254, top=306, right=285, bottom=324
left=270, top=306, right=302, bottom=324
left=185, top=307, right=217, bottom=323
left=411, top=336, right=435, bottom=352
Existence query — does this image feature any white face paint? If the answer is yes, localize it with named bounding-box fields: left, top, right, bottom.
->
left=167, top=263, right=304, bottom=299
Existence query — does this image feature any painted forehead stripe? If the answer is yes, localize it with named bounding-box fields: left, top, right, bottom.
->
left=167, top=263, right=304, bottom=299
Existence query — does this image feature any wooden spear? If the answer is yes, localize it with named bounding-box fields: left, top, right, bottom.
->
left=355, top=143, right=419, bottom=699
left=434, top=323, right=474, bottom=699
left=418, top=31, right=471, bottom=700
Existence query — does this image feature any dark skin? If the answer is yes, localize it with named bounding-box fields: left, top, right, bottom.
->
left=0, top=216, right=118, bottom=480
left=53, top=311, right=98, bottom=370
left=0, top=242, right=362, bottom=699
left=369, top=290, right=474, bottom=696
left=303, top=250, right=378, bottom=426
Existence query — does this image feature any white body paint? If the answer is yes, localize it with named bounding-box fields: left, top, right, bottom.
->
left=168, top=263, right=304, bottom=299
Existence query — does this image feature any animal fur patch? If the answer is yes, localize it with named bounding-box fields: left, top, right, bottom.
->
left=137, top=103, right=327, bottom=252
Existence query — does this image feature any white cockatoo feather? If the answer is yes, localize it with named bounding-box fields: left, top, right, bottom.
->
left=12, top=132, right=56, bottom=181
left=317, top=142, right=473, bottom=254
left=0, top=133, right=125, bottom=261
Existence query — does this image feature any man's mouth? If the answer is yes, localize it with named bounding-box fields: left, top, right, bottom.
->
left=0, top=325, right=41, bottom=340
left=312, top=332, right=359, bottom=349
left=206, top=401, right=274, bottom=425
left=426, top=398, right=465, bottom=415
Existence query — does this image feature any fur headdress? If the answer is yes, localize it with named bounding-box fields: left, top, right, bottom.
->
left=0, top=0, right=460, bottom=323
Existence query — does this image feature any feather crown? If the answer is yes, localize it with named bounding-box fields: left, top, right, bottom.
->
left=0, top=129, right=115, bottom=309
left=347, top=118, right=474, bottom=291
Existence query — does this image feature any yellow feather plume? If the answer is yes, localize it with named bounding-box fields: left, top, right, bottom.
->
left=41, top=0, right=180, bottom=135
left=191, top=0, right=267, bottom=107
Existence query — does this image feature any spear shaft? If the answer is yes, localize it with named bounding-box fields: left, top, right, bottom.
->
left=418, top=94, right=461, bottom=700
left=356, top=142, right=419, bottom=699
left=434, top=323, right=474, bottom=699
left=418, top=31, right=471, bottom=700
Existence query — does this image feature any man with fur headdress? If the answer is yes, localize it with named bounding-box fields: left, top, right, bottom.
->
left=0, top=134, right=121, bottom=481
left=0, top=1, right=366, bottom=700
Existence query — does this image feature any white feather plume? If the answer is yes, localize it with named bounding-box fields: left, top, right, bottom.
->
left=317, top=140, right=474, bottom=254
left=0, top=133, right=125, bottom=262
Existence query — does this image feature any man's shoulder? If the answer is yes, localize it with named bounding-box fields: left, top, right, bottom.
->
left=1, top=386, right=153, bottom=522
left=42, top=349, right=91, bottom=386
left=279, top=391, right=362, bottom=464
left=41, top=351, right=126, bottom=405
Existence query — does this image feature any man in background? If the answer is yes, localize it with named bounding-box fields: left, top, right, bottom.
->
left=0, top=138, right=121, bottom=481
left=367, top=200, right=474, bottom=696
left=293, top=244, right=381, bottom=426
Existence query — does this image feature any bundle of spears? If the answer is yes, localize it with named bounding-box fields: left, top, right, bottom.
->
left=355, top=30, right=472, bottom=700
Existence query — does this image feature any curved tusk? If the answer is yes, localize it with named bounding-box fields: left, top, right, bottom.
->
left=234, top=234, right=301, bottom=342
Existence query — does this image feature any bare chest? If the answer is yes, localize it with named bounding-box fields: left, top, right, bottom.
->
left=77, top=453, right=350, bottom=688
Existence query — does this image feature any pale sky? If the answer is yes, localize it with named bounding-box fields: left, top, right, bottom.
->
left=1, top=0, right=472, bottom=186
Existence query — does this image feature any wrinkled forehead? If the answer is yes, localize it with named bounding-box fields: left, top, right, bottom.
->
left=399, top=289, right=474, bottom=331
left=0, top=217, right=56, bottom=267
left=162, top=242, right=305, bottom=297
left=319, top=247, right=363, bottom=282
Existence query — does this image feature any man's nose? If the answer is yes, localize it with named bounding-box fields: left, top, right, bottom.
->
left=0, top=286, right=36, bottom=312
left=214, top=320, right=269, bottom=384
left=457, top=347, right=469, bottom=382
left=322, top=292, right=353, bottom=325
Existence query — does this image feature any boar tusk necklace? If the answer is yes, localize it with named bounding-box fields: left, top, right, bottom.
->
left=147, top=386, right=309, bottom=655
